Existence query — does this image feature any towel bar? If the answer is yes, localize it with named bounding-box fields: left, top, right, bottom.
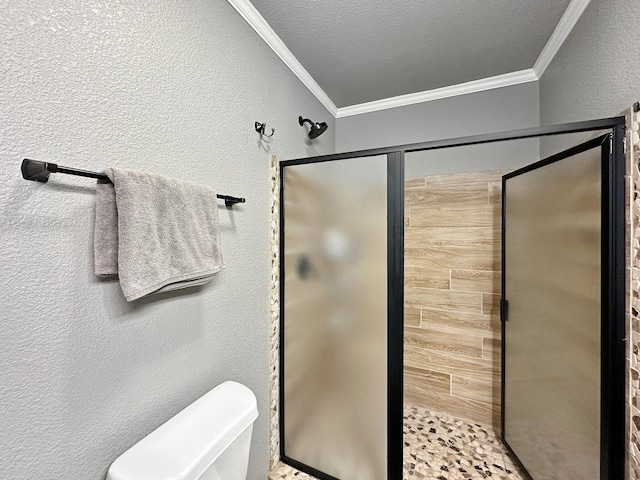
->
left=21, top=159, right=246, bottom=207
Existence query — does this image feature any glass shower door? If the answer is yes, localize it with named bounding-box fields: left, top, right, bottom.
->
left=279, top=154, right=403, bottom=480
left=501, top=134, right=622, bottom=480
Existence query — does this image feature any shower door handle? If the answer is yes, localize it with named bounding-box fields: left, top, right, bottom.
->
left=500, top=298, right=509, bottom=322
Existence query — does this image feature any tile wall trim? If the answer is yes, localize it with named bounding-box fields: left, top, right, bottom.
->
left=269, top=154, right=281, bottom=471
left=628, top=108, right=639, bottom=479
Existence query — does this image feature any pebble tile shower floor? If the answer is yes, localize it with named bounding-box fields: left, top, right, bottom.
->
left=269, top=404, right=525, bottom=480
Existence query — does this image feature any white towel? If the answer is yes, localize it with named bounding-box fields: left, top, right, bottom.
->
left=94, top=168, right=224, bottom=301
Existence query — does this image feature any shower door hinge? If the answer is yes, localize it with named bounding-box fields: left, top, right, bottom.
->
left=610, top=131, right=624, bottom=155
left=500, top=298, right=509, bottom=322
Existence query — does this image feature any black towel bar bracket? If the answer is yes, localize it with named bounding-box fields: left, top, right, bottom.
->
left=21, top=159, right=246, bottom=207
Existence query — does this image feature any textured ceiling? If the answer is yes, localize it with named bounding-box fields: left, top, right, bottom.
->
left=250, top=0, right=572, bottom=108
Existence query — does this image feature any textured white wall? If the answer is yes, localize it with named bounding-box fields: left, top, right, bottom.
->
left=0, top=1, right=333, bottom=479
left=336, top=83, right=541, bottom=176
left=539, top=0, right=640, bottom=156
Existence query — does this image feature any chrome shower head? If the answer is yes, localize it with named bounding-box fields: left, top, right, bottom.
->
left=299, top=116, right=328, bottom=139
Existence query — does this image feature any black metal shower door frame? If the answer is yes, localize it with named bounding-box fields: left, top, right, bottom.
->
left=500, top=127, right=626, bottom=480
left=278, top=150, right=405, bottom=480
left=279, top=116, right=625, bottom=480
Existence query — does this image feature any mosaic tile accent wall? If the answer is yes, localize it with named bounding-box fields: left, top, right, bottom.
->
left=269, top=155, right=282, bottom=472
left=629, top=109, right=640, bottom=480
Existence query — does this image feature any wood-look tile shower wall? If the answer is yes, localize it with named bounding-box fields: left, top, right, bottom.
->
left=404, top=170, right=508, bottom=429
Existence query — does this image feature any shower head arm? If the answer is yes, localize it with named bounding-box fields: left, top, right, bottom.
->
left=298, top=116, right=314, bottom=128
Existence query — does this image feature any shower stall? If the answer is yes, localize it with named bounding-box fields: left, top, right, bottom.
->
left=277, top=117, right=626, bottom=480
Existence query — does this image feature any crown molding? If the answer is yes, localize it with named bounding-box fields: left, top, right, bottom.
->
left=226, top=0, right=338, bottom=116
left=230, top=0, right=588, bottom=119
left=336, top=69, right=538, bottom=118
left=533, top=0, right=591, bottom=77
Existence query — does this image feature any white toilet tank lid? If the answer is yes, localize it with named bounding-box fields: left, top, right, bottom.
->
left=107, top=381, right=258, bottom=480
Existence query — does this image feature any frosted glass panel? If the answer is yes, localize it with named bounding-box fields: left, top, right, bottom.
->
left=283, top=155, right=388, bottom=480
left=504, top=146, right=601, bottom=479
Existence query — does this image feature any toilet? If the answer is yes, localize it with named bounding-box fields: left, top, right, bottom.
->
left=107, top=381, right=258, bottom=480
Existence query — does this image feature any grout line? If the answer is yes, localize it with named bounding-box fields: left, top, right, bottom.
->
left=404, top=363, right=455, bottom=378
left=449, top=390, right=494, bottom=406
left=405, top=302, right=487, bottom=317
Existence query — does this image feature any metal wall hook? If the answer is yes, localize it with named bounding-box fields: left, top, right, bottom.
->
left=255, top=121, right=275, bottom=137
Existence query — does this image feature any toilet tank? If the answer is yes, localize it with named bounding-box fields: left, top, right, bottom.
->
left=107, top=381, right=258, bottom=480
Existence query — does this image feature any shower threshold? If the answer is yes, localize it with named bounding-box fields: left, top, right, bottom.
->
left=269, top=404, right=525, bottom=480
